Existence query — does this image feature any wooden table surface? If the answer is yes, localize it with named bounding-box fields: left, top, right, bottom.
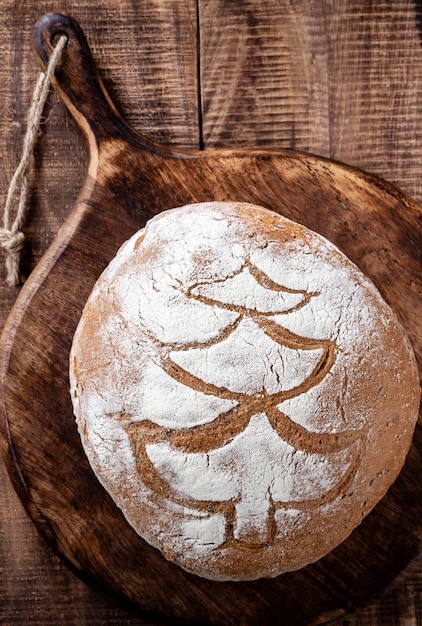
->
left=1, top=1, right=421, bottom=624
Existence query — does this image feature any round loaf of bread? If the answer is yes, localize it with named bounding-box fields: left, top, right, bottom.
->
left=70, top=201, right=420, bottom=581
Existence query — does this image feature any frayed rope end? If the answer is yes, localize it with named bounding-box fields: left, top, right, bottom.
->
left=0, top=228, right=25, bottom=287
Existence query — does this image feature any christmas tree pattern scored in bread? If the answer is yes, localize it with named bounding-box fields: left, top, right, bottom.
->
left=70, top=202, right=420, bottom=581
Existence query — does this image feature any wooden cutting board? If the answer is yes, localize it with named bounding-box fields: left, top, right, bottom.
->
left=0, top=12, right=421, bottom=626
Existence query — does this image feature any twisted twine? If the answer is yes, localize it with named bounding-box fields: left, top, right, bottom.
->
left=1, top=35, right=67, bottom=287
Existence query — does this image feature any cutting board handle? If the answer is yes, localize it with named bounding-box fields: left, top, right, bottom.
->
left=33, top=13, right=126, bottom=147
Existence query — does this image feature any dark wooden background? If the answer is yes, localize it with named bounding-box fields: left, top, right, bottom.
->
left=1, top=1, right=422, bottom=624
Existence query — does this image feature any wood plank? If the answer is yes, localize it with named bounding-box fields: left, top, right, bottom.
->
left=0, top=2, right=198, bottom=625
left=198, top=0, right=422, bottom=204
left=197, top=2, right=422, bottom=623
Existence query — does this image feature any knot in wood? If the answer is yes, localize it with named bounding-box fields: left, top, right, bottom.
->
left=0, top=228, right=25, bottom=254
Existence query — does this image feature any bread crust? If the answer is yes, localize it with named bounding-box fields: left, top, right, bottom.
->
left=70, top=202, right=420, bottom=581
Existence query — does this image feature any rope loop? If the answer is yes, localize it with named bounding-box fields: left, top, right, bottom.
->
left=1, top=34, right=67, bottom=287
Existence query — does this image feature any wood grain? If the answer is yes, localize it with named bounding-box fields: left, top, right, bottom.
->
left=199, top=0, right=422, bottom=202
left=0, top=2, right=422, bottom=625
